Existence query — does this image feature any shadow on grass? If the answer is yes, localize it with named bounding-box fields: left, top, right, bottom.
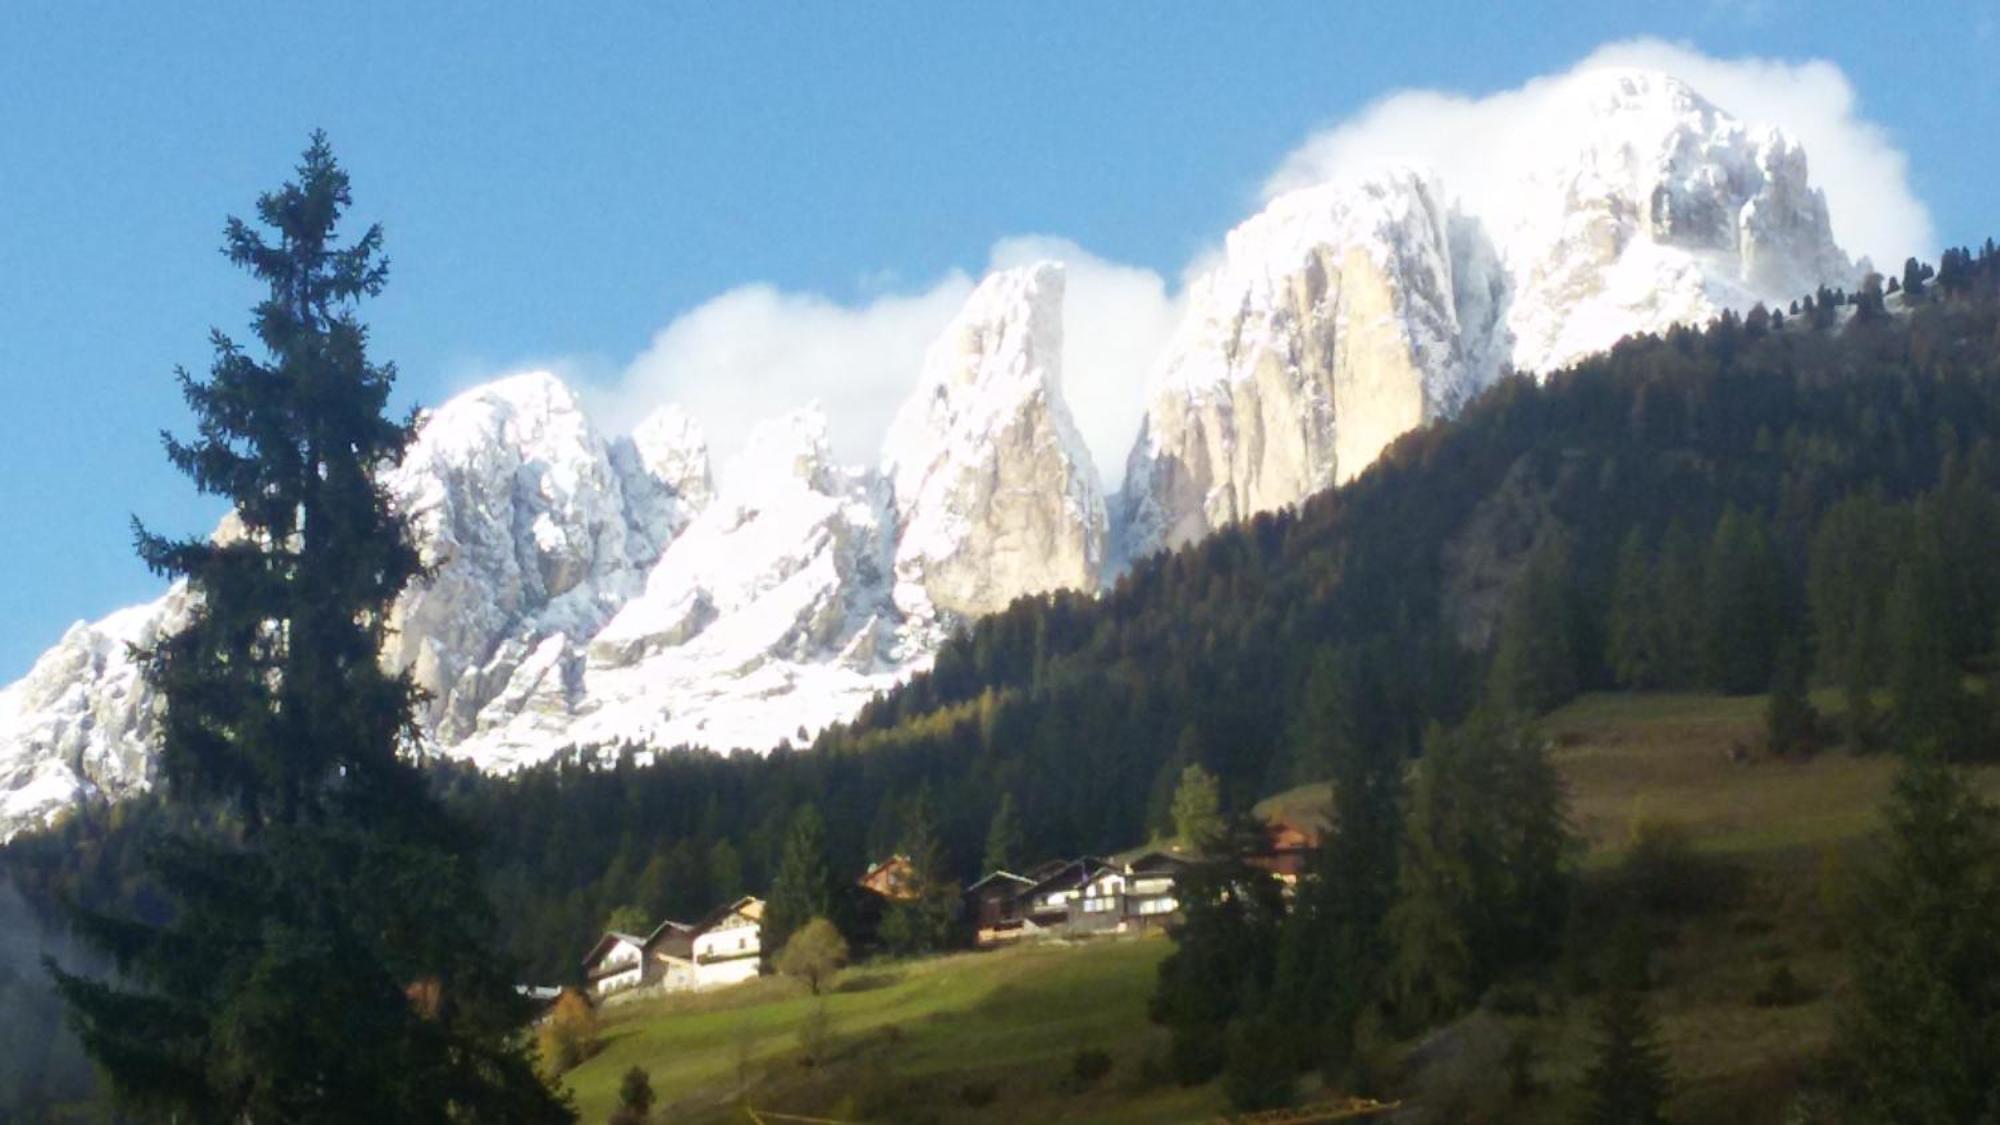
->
left=588, top=1029, right=636, bottom=1056
left=834, top=970, right=904, bottom=995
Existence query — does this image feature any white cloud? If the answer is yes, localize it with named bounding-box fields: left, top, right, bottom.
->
left=585, top=240, right=1178, bottom=491
left=1263, top=38, right=1932, bottom=270
left=988, top=236, right=1180, bottom=488
left=586, top=276, right=975, bottom=478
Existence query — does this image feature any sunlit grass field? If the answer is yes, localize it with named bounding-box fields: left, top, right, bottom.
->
left=563, top=936, right=1219, bottom=1123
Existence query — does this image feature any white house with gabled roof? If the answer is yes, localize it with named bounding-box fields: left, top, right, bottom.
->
left=580, top=930, right=650, bottom=998
left=690, top=896, right=764, bottom=989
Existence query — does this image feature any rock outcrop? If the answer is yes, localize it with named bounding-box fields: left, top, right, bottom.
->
left=885, top=262, right=1108, bottom=618
left=1122, top=169, right=1499, bottom=554
left=1121, top=67, right=1854, bottom=556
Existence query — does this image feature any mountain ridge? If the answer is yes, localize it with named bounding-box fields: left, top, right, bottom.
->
left=0, top=67, right=1866, bottom=839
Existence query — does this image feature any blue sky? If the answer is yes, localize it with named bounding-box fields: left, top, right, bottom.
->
left=2, top=2, right=1996, bottom=681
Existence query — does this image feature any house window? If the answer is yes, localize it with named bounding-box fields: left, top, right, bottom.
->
left=1084, top=897, right=1117, bottom=913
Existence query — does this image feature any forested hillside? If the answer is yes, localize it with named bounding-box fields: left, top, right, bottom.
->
left=12, top=247, right=2000, bottom=988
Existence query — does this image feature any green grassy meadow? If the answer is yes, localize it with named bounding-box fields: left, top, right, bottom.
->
left=558, top=691, right=2000, bottom=1123
left=564, top=937, right=1217, bottom=1123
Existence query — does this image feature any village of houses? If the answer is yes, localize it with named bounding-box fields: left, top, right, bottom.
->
left=573, top=815, right=1322, bottom=1005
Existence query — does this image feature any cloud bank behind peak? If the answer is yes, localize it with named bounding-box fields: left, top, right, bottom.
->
left=1263, top=38, right=1932, bottom=271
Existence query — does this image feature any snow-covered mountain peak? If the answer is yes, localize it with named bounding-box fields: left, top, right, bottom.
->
left=415, top=371, right=591, bottom=463
left=1221, top=163, right=1443, bottom=269
left=883, top=261, right=1068, bottom=483
left=625, top=404, right=713, bottom=511
left=1558, top=66, right=1717, bottom=120
left=884, top=261, right=1107, bottom=618
left=1121, top=164, right=1492, bottom=554
left=725, top=406, right=838, bottom=504
left=1462, top=67, right=1852, bottom=373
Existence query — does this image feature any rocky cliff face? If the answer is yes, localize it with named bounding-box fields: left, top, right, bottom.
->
left=1121, top=168, right=1500, bottom=553
left=1119, top=67, right=1853, bottom=556
left=885, top=262, right=1108, bottom=618
left=0, top=68, right=1865, bottom=839
left=1485, top=68, right=1852, bottom=376
left=382, top=372, right=703, bottom=746
left=0, top=600, right=181, bottom=835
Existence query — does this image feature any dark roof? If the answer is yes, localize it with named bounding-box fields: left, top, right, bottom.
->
left=690, top=895, right=764, bottom=936
left=964, top=869, right=1037, bottom=894
left=1017, top=858, right=1071, bottom=883
left=644, top=919, right=697, bottom=959
left=1125, top=851, right=1195, bottom=876
left=644, top=919, right=695, bottom=942
left=581, top=931, right=647, bottom=969
left=1022, top=856, right=1113, bottom=898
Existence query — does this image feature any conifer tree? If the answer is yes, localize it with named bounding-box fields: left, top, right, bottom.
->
left=1902, top=256, right=1931, bottom=299
left=608, top=1066, right=655, bottom=1125
left=1607, top=529, right=1663, bottom=689
left=1700, top=509, right=1783, bottom=694
left=1221, top=1013, right=1297, bottom=1111
left=764, top=804, right=839, bottom=961
left=1488, top=533, right=1582, bottom=715
left=1384, top=714, right=1570, bottom=1031
left=1151, top=816, right=1287, bottom=1084
left=1885, top=541, right=1968, bottom=757
left=1170, top=762, right=1225, bottom=850
left=707, top=837, right=745, bottom=902
left=49, top=135, right=570, bottom=1122
left=1576, top=985, right=1673, bottom=1125
left=1382, top=723, right=1482, bottom=1029
left=1853, top=272, right=1888, bottom=321
left=1654, top=520, right=1706, bottom=688
left=981, top=792, right=1025, bottom=873
left=1807, top=494, right=1902, bottom=749
left=879, top=789, right=961, bottom=955
left=1837, top=757, right=2000, bottom=1122
left=1271, top=648, right=1404, bottom=1074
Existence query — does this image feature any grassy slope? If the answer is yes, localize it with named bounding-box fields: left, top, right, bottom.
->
left=560, top=692, right=1998, bottom=1123
left=566, top=938, right=1217, bottom=1123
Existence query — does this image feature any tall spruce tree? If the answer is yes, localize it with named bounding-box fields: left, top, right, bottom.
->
left=1807, top=494, right=1903, bottom=751
left=48, top=136, right=570, bottom=1121
left=1169, top=762, right=1225, bottom=850
left=880, top=789, right=961, bottom=955
left=1700, top=508, right=1784, bottom=694
left=1383, top=713, right=1570, bottom=1031
left=1151, top=816, right=1288, bottom=1084
left=981, top=792, right=1025, bottom=874
left=1607, top=529, right=1664, bottom=689
left=1885, top=539, right=1969, bottom=757
left=1837, top=757, right=2000, bottom=1122
left=1488, top=533, right=1583, bottom=715
left=764, top=804, right=839, bottom=960
left=1576, top=985, right=1673, bottom=1125
left=1271, top=648, right=1404, bottom=1075
left=1653, top=520, right=1706, bottom=688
